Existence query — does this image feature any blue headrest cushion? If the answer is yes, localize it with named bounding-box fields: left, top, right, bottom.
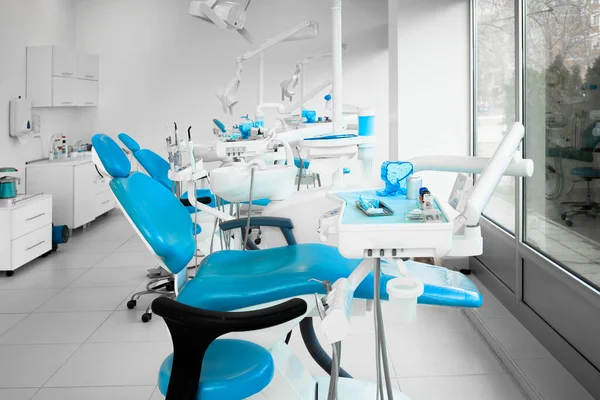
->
left=92, top=134, right=131, bottom=178
left=134, top=149, right=172, bottom=190
left=110, top=172, right=196, bottom=274
left=118, top=133, right=141, bottom=153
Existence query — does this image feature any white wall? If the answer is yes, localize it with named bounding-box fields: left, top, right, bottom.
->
left=0, top=0, right=95, bottom=184
left=392, top=0, right=471, bottom=198
left=74, top=0, right=389, bottom=167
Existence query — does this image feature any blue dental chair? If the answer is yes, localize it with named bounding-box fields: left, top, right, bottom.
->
left=95, top=133, right=483, bottom=399
left=118, top=132, right=270, bottom=210
left=118, top=133, right=216, bottom=210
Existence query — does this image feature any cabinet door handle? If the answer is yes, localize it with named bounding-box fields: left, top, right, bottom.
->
left=62, top=72, right=74, bottom=76
left=26, top=241, right=45, bottom=251
left=62, top=102, right=73, bottom=105
left=26, top=213, right=45, bottom=222
left=85, top=75, right=94, bottom=78
left=85, top=102, right=95, bottom=105
left=101, top=200, right=110, bottom=205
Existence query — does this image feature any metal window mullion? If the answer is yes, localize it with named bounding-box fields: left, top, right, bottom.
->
left=470, top=0, right=477, bottom=158
left=515, top=0, right=525, bottom=303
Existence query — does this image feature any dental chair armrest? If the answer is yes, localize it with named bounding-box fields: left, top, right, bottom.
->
left=153, top=297, right=307, bottom=333
left=219, top=217, right=297, bottom=245
left=180, top=196, right=213, bottom=207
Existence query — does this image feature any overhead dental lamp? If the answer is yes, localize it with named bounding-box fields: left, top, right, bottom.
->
left=189, top=0, right=253, bottom=43
left=280, top=45, right=347, bottom=104
left=217, top=63, right=242, bottom=115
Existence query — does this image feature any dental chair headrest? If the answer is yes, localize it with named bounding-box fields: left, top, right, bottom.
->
left=118, top=132, right=141, bottom=153
left=91, top=134, right=131, bottom=178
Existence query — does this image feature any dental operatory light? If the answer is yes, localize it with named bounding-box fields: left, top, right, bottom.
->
left=280, top=65, right=301, bottom=102
left=280, top=45, right=346, bottom=104
left=217, top=63, right=242, bottom=115
left=189, top=0, right=253, bottom=43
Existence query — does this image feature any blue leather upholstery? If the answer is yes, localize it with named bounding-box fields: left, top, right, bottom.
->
left=92, top=134, right=131, bottom=178
left=118, top=133, right=141, bottom=153
left=134, top=149, right=173, bottom=190
left=178, top=244, right=482, bottom=311
left=158, top=339, right=274, bottom=400
left=571, top=167, right=600, bottom=178
left=110, top=173, right=196, bottom=274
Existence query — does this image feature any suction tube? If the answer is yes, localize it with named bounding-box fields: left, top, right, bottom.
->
left=300, top=317, right=352, bottom=378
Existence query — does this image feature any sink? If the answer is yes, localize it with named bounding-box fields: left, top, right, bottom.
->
left=210, top=164, right=297, bottom=203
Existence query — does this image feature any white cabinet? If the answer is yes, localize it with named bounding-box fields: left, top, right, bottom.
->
left=27, top=46, right=99, bottom=108
left=78, top=52, right=99, bottom=81
left=0, top=195, right=53, bottom=275
left=80, top=80, right=99, bottom=107
left=52, top=76, right=78, bottom=107
left=52, top=47, right=78, bottom=78
left=25, top=157, right=115, bottom=230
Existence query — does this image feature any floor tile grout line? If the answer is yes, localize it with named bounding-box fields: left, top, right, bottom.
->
left=36, top=307, right=117, bottom=391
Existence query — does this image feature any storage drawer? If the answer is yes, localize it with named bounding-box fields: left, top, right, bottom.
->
left=95, top=190, right=115, bottom=216
left=11, top=197, right=53, bottom=240
left=11, top=224, right=52, bottom=270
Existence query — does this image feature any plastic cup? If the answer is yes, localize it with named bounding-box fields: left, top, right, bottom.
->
left=386, top=277, right=425, bottom=324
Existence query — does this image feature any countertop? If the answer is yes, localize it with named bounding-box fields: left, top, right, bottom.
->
left=25, top=155, right=93, bottom=168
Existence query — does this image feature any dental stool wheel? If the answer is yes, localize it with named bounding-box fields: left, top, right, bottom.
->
left=5, top=271, right=14, bottom=277
left=127, top=300, right=137, bottom=310
left=561, top=213, right=567, bottom=220
left=141, top=313, right=152, bottom=323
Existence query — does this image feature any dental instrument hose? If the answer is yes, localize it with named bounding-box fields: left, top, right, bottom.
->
left=299, top=318, right=352, bottom=378
left=243, top=167, right=256, bottom=250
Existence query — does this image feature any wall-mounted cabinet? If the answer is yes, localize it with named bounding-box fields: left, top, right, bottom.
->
left=26, top=46, right=100, bottom=108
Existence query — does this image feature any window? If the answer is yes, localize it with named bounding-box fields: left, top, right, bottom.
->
left=525, top=0, right=600, bottom=289
left=475, top=0, right=517, bottom=232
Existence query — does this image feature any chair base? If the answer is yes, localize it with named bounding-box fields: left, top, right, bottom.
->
left=560, top=202, right=600, bottom=227
left=127, top=275, right=175, bottom=323
left=250, top=340, right=411, bottom=400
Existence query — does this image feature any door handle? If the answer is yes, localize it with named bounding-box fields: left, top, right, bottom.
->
left=62, top=102, right=73, bottom=105
left=62, top=72, right=74, bottom=76
left=26, top=241, right=45, bottom=251
left=101, top=200, right=110, bottom=206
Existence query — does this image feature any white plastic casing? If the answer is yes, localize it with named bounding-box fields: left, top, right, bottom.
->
left=214, top=138, right=270, bottom=159
left=9, top=97, right=32, bottom=138
left=321, top=278, right=354, bottom=344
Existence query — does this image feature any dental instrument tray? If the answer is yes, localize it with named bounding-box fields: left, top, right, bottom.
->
left=355, top=200, right=394, bottom=217
left=326, top=190, right=453, bottom=259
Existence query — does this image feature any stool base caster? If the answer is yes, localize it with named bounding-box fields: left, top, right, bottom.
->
left=5, top=271, right=14, bottom=277
left=126, top=300, right=137, bottom=310
left=141, top=313, right=152, bottom=323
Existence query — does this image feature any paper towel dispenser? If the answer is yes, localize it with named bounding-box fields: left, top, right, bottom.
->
left=9, top=96, right=32, bottom=138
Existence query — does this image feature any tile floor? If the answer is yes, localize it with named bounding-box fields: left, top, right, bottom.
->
left=0, top=211, right=591, bottom=400
left=469, top=277, right=595, bottom=400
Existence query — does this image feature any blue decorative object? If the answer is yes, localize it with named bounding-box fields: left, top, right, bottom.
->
left=302, top=109, right=317, bottom=123
left=377, top=161, right=414, bottom=197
